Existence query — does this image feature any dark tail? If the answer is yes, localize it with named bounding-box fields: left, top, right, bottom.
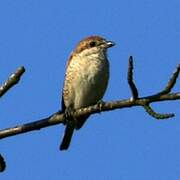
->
left=60, top=125, right=74, bottom=150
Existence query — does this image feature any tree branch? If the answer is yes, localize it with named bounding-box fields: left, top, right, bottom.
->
left=0, top=58, right=179, bottom=140
left=0, top=92, right=180, bottom=140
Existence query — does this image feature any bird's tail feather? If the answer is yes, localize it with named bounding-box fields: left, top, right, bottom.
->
left=60, top=125, right=74, bottom=150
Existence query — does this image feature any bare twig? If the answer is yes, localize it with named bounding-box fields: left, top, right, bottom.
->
left=0, top=66, right=25, bottom=98
left=143, top=104, right=174, bottom=119
left=139, top=63, right=180, bottom=118
left=0, top=154, right=5, bottom=172
left=157, top=64, right=180, bottom=95
left=127, top=56, right=139, bottom=100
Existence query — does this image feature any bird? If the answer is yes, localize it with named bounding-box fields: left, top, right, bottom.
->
left=60, top=35, right=115, bottom=150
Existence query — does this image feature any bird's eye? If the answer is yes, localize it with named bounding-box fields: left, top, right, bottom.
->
left=89, top=41, right=96, bottom=47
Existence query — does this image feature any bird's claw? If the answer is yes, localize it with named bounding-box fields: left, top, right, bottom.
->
left=63, top=107, right=76, bottom=126
left=97, top=100, right=105, bottom=112
left=65, top=108, right=74, bottom=118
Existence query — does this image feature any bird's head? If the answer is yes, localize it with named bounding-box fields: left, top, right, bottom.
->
left=73, top=35, right=115, bottom=57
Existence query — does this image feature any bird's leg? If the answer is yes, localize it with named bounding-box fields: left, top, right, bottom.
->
left=97, top=100, right=106, bottom=112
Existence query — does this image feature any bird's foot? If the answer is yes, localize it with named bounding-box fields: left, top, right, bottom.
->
left=97, top=100, right=105, bottom=112
left=63, top=107, right=76, bottom=126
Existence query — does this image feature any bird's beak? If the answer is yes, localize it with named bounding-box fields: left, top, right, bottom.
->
left=105, top=41, right=115, bottom=48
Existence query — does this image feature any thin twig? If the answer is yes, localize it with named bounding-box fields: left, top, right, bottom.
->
left=127, top=56, right=139, bottom=100
left=157, top=64, right=180, bottom=96
left=0, top=66, right=25, bottom=98
left=143, top=104, right=174, bottom=119
left=0, top=154, right=6, bottom=172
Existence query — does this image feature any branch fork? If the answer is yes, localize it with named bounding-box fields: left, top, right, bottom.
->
left=127, top=56, right=180, bottom=119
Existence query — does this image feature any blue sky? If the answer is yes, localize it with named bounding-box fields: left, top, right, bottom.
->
left=0, top=0, right=180, bottom=179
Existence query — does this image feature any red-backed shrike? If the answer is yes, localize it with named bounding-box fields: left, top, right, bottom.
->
left=60, top=35, right=115, bottom=150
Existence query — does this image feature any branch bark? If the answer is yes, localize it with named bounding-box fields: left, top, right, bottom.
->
left=0, top=66, right=25, bottom=98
